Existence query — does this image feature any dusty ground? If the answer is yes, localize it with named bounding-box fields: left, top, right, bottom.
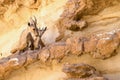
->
left=0, top=0, right=120, bottom=80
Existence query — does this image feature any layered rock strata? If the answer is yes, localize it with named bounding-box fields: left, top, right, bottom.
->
left=62, top=63, right=108, bottom=80
left=0, top=29, right=120, bottom=79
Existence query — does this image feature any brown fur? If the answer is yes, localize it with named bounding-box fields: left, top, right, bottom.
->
left=33, top=27, right=47, bottom=49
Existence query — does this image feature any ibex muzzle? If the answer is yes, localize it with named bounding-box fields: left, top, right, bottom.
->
left=28, top=16, right=39, bottom=37
left=33, top=27, right=47, bottom=49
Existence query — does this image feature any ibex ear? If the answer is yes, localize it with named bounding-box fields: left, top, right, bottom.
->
left=28, top=22, right=31, bottom=26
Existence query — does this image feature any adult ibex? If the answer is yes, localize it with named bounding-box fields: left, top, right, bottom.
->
left=11, top=16, right=39, bottom=54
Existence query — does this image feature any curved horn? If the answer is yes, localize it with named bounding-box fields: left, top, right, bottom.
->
left=29, top=16, right=34, bottom=23
left=33, top=16, right=37, bottom=23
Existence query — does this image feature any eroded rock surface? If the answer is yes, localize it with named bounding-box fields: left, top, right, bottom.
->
left=63, top=63, right=101, bottom=78
left=62, top=63, right=107, bottom=80
left=0, top=29, right=119, bottom=79
left=0, top=0, right=120, bottom=80
left=39, top=42, right=68, bottom=63
left=56, top=0, right=87, bottom=41
left=84, top=30, right=120, bottom=59
left=65, top=77, right=108, bottom=80
left=0, top=50, right=38, bottom=79
left=66, top=37, right=84, bottom=56
left=56, top=0, right=120, bottom=41
left=39, top=29, right=120, bottom=64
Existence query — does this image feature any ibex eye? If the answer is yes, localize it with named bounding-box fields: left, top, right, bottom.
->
left=33, top=29, right=35, bottom=30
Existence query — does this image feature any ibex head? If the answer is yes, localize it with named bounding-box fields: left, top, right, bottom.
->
left=27, top=16, right=39, bottom=36
left=28, top=16, right=37, bottom=27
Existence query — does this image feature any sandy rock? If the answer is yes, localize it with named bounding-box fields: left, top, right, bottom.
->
left=83, top=30, right=120, bottom=59
left=66, top=37, right=84, bottom=55
left=116, top=29, right=120, bottom=39
left=62, top=63, right=101, bottom=78
left=38, top=47, right=50, bottom=62
left=0, top=49, right=40, bottom=79
left=95, top=32, right=119, bottom=59
left=66, top=20, right=88, bottom=31
left=87, top=31, right=119, bottom=59
left=0, top=0, right=15, bottom=4
left=56, top=0, right=120, bottom=40
left=56, top=29, right=120, bottom=59
left=56, top=0, right=87, bottom=41
left=1, top=0, right=120, bottom=80
left=84, top=35, right=98, bottom=53
left=24, top=50, right=39, bottom=66
left=49, top=42, right=68, bottom=62
left=65, top=77, right=108, bottom=80
left=0, top=5, right=7, bottom=16
left=0, top=29, right=119, bottom=79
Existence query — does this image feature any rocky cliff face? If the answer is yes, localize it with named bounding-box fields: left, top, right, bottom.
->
left=0, top=0, right=120, bottom=80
